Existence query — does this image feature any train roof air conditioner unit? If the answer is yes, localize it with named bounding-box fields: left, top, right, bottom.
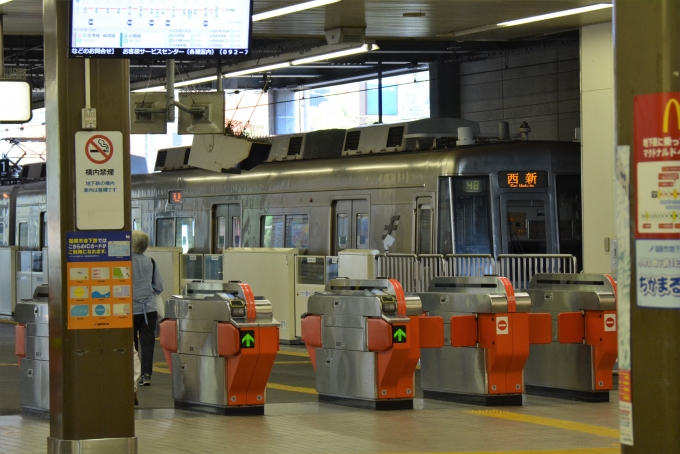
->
left=154, top=147, right=193, bottom=172
left=20, top=162, right=46, bottom=182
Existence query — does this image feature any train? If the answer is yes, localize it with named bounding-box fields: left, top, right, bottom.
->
left=0, top=117, right=583, bottom=267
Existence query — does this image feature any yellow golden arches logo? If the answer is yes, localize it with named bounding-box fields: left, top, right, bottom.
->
left=663, top=98, right=680, bottom=133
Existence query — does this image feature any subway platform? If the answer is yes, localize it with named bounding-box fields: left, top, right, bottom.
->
left=0, top=321, right=620, bottom=454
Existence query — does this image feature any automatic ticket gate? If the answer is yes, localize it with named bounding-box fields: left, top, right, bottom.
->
left=14, top=284, right=49, bottom=417
left=524, top=273, right=618, bottom=402
left=160, top=282, right=279, bottom=415
left=301, top=278, right=422, bottom=410
left=418, top=276, right=552, bottom=406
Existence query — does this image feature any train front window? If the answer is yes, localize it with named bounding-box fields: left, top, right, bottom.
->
left=356, top=214, right=369, bottom=249
left=505, top=200, right=547, bottom=254
left=452, top=178, right=492, bottom=254
left=556, top=175, right=582, bottom=266
left=437, top=179, right=453, bottom=254
left=175, top=217, right=195, bottom=253
left=285, top=215, right=309, bottom=249
left=156, top=218, right=174, bottom=248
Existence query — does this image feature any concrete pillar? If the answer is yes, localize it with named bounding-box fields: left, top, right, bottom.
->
left=429, top=61, right=461, bottom=119
left=615, top=0, right=680, bottom=452
left=268, top=89, right=297, bottom=135
left=580, top=22, right=615, bottom=274
left=44, top=0, right=135, bottom=451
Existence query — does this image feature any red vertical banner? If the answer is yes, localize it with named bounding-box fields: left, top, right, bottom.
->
left=634, top=92, right=680, bottom=238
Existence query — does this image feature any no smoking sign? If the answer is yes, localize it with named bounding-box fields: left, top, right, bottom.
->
left=85, top=135, right=114, bottom=164
left=75, top=131, right=125, bottom=230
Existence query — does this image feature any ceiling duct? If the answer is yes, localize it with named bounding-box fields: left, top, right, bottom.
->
left=325, top=27, right=367, bottom=45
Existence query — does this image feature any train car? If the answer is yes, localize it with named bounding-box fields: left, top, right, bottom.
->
left=6, top=118, right=583, bottom=268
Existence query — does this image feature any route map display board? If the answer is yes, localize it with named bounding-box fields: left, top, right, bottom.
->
left=69, top=0, right=252, bottom=58
left=634, top=92, right=680, bottom=309
left=75, top=131, right=124, bottom=230
left=67, top=231, right=133, bottom=330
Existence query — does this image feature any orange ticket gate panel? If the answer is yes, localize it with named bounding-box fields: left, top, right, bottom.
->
left=301, top=278, right=422, bottom=410
left=418, top=276, right=551, bottom=406
left=162, top=282, right=279, bottom=415
left=525, top=273, right=617, bottom=402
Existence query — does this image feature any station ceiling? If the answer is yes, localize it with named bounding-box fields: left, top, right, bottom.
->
left=0, top=1, right=612, bottom=99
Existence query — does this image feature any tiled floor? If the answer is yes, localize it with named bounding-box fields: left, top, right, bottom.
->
left=0, top=394, right=620, bottom=454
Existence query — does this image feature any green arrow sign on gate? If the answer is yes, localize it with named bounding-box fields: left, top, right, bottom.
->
left=392, top=325, right=407, bottom=343
left=241, top=330, right=255, bottom=348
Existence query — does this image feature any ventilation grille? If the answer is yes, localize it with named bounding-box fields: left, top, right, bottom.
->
left=344, top=131, right=361, bottom=151
left=287, top=137, right=303, bottom=156
left=386, top=126, right=405, bottom=148
left=183, top=148, right=191, bottom=165
left=155, top=150, right=168, bottom=168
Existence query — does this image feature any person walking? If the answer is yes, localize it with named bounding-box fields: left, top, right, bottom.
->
left=131, top=230, right=163, bottom=387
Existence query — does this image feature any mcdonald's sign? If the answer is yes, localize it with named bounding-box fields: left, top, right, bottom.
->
left=663, top=98, right=680, bottom=134
left=634, top=92, right=680, bottom=239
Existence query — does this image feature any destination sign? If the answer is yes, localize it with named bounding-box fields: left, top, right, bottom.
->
left=498, top=171, right=548, bottom=189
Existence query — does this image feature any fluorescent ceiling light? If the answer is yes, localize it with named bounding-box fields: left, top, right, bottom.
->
left=175, top=75, right=218, bottom=88
left=498, top=3, right=612, bottom=27
left=0, top=0, right=15, bottom=5
left=225, top=62, right=291, bottom=78
left=292, top=44, right=375, bottom=66
left=252, top=0, right=341, bottom=22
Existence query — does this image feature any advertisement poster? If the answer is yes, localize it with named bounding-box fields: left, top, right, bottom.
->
left=67, top=231, right=132, bottom=330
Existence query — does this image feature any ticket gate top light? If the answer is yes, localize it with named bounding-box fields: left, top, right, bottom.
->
left=420, top=276, right=532, bottom=314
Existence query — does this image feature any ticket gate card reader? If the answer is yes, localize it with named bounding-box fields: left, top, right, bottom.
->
left=160, top=282, right=279, bottom=415
left=524, top=273, right=617, bottom=402
left=15, top=284, right=49, bottom=417
left=301, top=278, right=422, bottom=410
left=418, top=276, right=552, bottom=406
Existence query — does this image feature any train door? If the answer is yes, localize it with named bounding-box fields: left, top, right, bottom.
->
left=415, top=196, right=434, bottom=254
left=332, top=199, right=369, bottom=254
left=500, top=193, right=555, bottom=254
left=212, top=204, right=241, bottom=253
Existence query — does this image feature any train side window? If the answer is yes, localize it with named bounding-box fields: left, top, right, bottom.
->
left=356, top=214, right=369, bottom=249
left=40, top=212, right=48, bottom=249
left=337, top=214, right=349, bottom=251
left=133, top=219, right=141, bottom=230
left=175, top=217, right=195, bottom=254
left=416, top=199, right=433, bottom=254
left=232, top=217, right=241, bottom=248
left=452, top=177, right=492, bottom=254
left=215, top=216, right=226, bottom=252
left=285, top=215, right=309, bottom=249
left=18, top=222, right=28, bottom=250
left=156, top=218, right=175, bottom=248
left=261, top=215, right=285, bottom=248
left=0, top=221, right=4, bottom=245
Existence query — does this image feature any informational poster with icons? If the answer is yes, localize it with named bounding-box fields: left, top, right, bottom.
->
left=66, top=231, right=132, bottom=330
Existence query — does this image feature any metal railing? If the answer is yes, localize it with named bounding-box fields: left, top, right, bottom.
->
left=446, top=254, right=496, bottom=278
left=373, top=253, right=578, bottom=292
left=375, top=253, right=419, bottom=292
left=496, top=254, right=578, bottom=290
